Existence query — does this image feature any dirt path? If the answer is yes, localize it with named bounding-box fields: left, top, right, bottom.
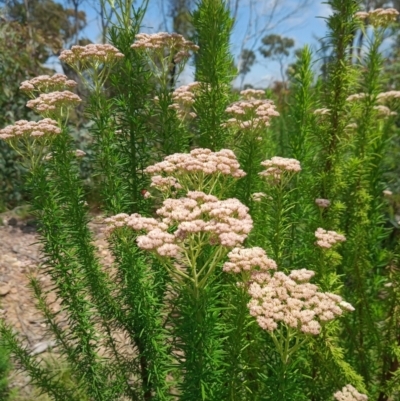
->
left=0, top=210, right=113, bottom=399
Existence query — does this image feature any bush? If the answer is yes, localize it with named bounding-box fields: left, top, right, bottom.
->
left=0, top=1, right=399, bottom=400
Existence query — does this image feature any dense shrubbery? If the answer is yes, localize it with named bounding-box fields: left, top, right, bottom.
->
left=0, top=0, right=400, bottom=400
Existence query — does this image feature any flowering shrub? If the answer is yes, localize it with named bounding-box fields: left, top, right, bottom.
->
left=0, top=1, right=400, bottom=401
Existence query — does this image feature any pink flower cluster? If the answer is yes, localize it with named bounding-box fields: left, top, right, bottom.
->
left=145, top=148, right=246, bottom=180
left=221, top=247, right=354, bottom=335
left=169, top=82, right=201, bottom=119
left=334, top=384, right=368, bottom=401
left=131, top=32, right=199, bottom=63
left=224, top=99, right=279, bottom=130
left=223, top=247, right=277, bottom=274
left=240, top=89, right=265, bottom=100
left=0, top=119, right=61, bottom=140
left=355, top=8, right=399, bottom=27
left=315, top=198, right=331, bottom=208
left=259, top=157, right=301, bottom=181
left=20, top=74, right=77, bottom=93
left=59, top=44, right=124, bottom=65
left=105, top=213, right=165, bottom=232
left=315, top=228, right=346, bottom=248
left=105, top=191, right=253, bottom=256
left=247, top=268, right=354, bottom=334
left=26, top=91, right=82, bottom=115
left=150, top=175, right=182, bottom=192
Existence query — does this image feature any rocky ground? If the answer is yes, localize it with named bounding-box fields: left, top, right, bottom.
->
left=0, top=208, right=113, bottom=400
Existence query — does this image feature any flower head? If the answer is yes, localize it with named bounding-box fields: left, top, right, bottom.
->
left=150, top=175, right=182, bottom=193
left=259, top=157, right=301, bottom=182
left=144, top=148, right=246, bottom=194
left=345, top=123, right=358, bottom=131
left=313, top=108, right=330, bottom=116
left=354, top=11, right=369, bottom=20
left=355, top=8, right=399, bottom=27
left=20, top=74, right=77, bottom=94
left=0, top=119, right=61, bottom=141
left=131, top=33, right=198, bottom=82
left=26, top=91, right=81, bottom=117
left=131, top=32, right=199, bottom=55
left=377, top=91, right=400, bottom=103
left=252, top=192, right=268, bottom=202
left=240, top=89, right=265, bottom=100
left=315, top=228, right=346, bottom=249
left=373, top=105, right=397, bottom=117
left=224, top=98, right=279, bottom=130
left=223, top=247, right=277, bottom=274
left=169, top=82, right=201, bottom=120
left=368, top=8, right=399, bottom=27
left=315, top=198, right=330, bottom=208
left=74, top=149, right=86, bottom=158
left=334, top=384, right=368, bottom=401
left=59, top=44, right=124, bottom=67
left=247, top=269, right=354, bottom=334
left=346, top=93, right=366, bottom=102
left=106, top=191, right=253, bottom=254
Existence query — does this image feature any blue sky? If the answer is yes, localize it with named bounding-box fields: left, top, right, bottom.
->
left=54, top=0, right=332, bottom=87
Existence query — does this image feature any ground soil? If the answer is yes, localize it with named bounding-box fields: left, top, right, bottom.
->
left=0, top=209, right=113, bottom=400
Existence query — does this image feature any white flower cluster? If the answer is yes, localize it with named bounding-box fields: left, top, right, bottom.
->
left=354, top=8, right=399, bottom=27
left=313, top=108, right=331, bottom=116
left=169, top=82, right=201, bottom=119
left=75, top=149, right=86, bottom=158
left=0, top=119, right=61, bottom=140
left=131, top=32, right=199, bottom=63
left=223, top=247, right=277, bottom=274
left=145, top=148, right=246, bottom=179
left=26, top=91, right=82, bottom=115
left=347, top=90, right=400, bottom=105
left=346, top=93, right=366, bottom=102
left=224, top=99, right=279, bottom=130
left=251, top=192, right=268, bottom=202
left=334, top=384, right=368, bottom=401
left=315, top=198, right=331, bottom=208
left=59, top=44, right=124, bottom=65
left=315, top=228, right=346, bottom=249
left=247, top=268, right=354, bottom=334
left=105, top=191, right=253, bottom=256
left=377, top=91, right=400, bottom=103
left=20, top=74, right=77, bottom=93
left=345, top=123, right=358, bottom=130
left=373, top=105, right=397, bottom=117
left=259, top=157, right=301, bottom=181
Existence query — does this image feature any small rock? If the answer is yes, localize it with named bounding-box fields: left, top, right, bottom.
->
left=0, top=284, right=10, bottom=296
left=30, top=340, right=56, bottom=356
left=20, top=220, right=38, bottom=234
left=8, top=218, right=18, bottom=226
